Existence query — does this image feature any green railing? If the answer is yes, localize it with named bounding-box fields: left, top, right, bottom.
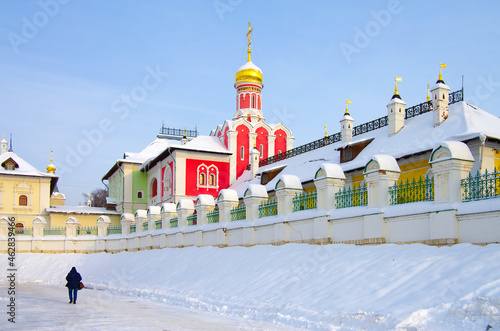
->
left=143, top=221, right=148, bottom=231
left=130, top=225, right=136, bottom=233
left=293, top=190, right=317, bottom=212
left=77, top=226, right=98, bottom=235
left=335, top=184, right=367, bottom=209
left=231, top=204, right=246, bottom=221
left=107, top=225, right=122, bottom=235
left=259, top=198, right=278, bottom=218
left=462, top=168, right=500, bottom=202
left=170, top=217, right=178, bottom=228
left=15, top=227, right=33, bottom=236
left=43, top=226, right=66, bottom=236
left=389, top=176, right=434, bottom=205
left=187, top=214, right=197, bottom=226
left=207, top=209, right=220, bottom=223
left=155, top=219, right=162, bottom=230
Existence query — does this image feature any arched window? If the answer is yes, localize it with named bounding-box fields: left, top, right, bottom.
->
left=137, top=191, right=143, bottom=199
left=19, top=195, right=28, bottom=206
left=260, top=144, right=263, bottom=158
left=151, top=178, right=158, bottom=197
left=241, top=146, right=245, bottom=160
left=209, top=174, right=215, bottom=186
left=252, top=94, right=256, bottom=108
left=199, top=173, right=206, bottom=185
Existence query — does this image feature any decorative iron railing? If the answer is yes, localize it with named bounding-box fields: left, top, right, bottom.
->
left=155, top=219, right=162, bottom=230
left=259, top=133, right=342, bottom=167
left=389, top=176, right=434, bottom=205
left=293, top=190, right=317, bottom=212
left=462, top=168, right=500, bottom=202
left=43, top=227, right=66, bottom=236
left=77, top=226, right=98, bottom=235
left=231, top=204, right=246, bottom=221
left=130, top=225, right=136, bottom=233
left=170, top=217, right=178, bottom=228
left=405, top=101, right=432, bottom=119
left=15, top=228, right=33, bottom=236
left=449, top=88, right=464, bottom=105
left=107, top=225, right=122, bottom=235
left=353, top=115, right=388, bottom=137
left=256, top=89, right=463, bottom=168
left=259, top=198, right=278, bottom=218
left=143, top=221, right=148, bottom=231
left=335, top=184, right=367, bottom=209
left=159, top=124, right=198, bottom=138
left=187, top=214, right=197, bottom=226
left=207, top=209, right=220, bottom=223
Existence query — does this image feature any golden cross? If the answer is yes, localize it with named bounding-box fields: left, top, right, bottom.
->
left=246, top=22, right=253, bottom=48
left=246, top=22, right=253, bottom=61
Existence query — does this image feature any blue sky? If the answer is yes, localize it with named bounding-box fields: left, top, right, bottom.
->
left=1, top=0, right=499, bottom=205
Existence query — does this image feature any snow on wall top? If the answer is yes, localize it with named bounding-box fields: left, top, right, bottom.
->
left=315, top=163, right=346, bottom=180
left=134, top=209, right=147, bottom=219
left=160, top=203, right=176, bottom=213
left=97, top=215, right=111, bottom=223
left=121, top=213, right=134, bottom=222
left=244, top=184, right=268, bottom=198
left=429, top=141, right=475, bottom=164
left=275, top=174, right=303, bottom=191
left=46, top=206, right=119, bottom=215
left=177, top=199, right=194, bottom=210
left=217, top=189, right=239, bottom=202
left=147, top=206, right=161, bottom=215
left=195, top=194, right=215, bottom=206
left=364, top=155, right=401, bottom=174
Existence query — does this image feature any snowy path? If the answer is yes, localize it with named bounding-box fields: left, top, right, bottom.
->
left=0, top=284, right=297, bottom=331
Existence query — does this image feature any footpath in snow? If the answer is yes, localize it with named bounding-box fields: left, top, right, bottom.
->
left=1, top=243, right=499, bottom=330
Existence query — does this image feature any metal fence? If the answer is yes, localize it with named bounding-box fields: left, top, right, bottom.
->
left=107, top=225, right=122, bottom=235
left=230, top=204, right=246, bottom=221
left=170, top=217, right=178, bottom=228
left=389, top=176, right=434, bottom=205
left=187, top=214, right=197, bottom=226
left=43, top=227, right=66, bottom=236
left=293, top=190, right=317, bottom=212
left=155, top=219, right=162, bottom=230
left=77, top=226, right=98, bottom=235
left=15, top=227, right=33, bottom=236
left=462, top=168, right=500, bottom=202
left=335, top=184, right=368, bottom=209
left=130, top=225, right=136, bottom=233
left=143, top=221, right=148, bottom=231
left=207, top=209, right=220, bottom=223
left=259, top=198, right=278, bottom=218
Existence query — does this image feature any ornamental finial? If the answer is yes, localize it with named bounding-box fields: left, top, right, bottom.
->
left=437, top=62, right=447, bottom=83
left=324, top=125, right=328, bottom=137
left=427, top=83, right=430, bottom=101
left=246, top=22, right=253, bottom=62
left=394, top=75, right=402, bottom=95
left=345, top=99, right=352, bottom=115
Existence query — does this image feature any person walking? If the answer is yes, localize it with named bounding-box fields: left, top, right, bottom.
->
left=66, top=267, right=82, bottom=304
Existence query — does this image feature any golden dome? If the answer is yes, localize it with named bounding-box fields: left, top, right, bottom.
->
left=46, top=149, right=56, bottom=173
left=235, top=61, right=263, bottom=85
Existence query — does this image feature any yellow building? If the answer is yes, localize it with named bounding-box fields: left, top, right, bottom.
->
left=0, top=140, right=119, bottom=231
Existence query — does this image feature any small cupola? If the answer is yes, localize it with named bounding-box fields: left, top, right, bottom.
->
left=387, top=76, right=406, bottom=136
left=340, top=99, right=354, bottom=143
left=431, top=62, right=450, bottom=127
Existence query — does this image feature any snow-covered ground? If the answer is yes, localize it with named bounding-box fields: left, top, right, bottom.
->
left=1, top=243, right=499, bottom=330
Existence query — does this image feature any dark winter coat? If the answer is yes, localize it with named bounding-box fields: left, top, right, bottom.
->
left=66, top=267, right=82, bottom=289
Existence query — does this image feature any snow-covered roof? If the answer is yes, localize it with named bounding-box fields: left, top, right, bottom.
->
left=275, top=174, right=303, bottom=191
left=46, top=206, right=120, bottom=215
left=0, top=152, right=57, bottom=178
left=228, top=101, right=500, bottom=197
left=134, top=209, right=147, bottom=218
left=236, top=60, right=262, bottom=74
left=244, top=184, right=268, bottom=198
left=147, top=206, right=161, bottom=215
left=314, top=163, right=346, bottom=180
left=103, top=138, right=178, bottom=179
left=139, top=135, right=231, bottom=172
